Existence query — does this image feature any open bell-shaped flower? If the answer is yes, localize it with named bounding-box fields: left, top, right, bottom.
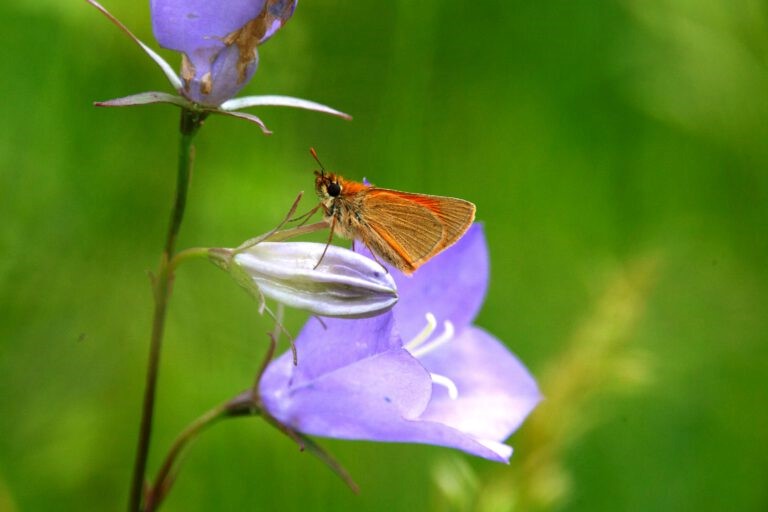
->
left=256, top=225, right=541, bottom=462
left=87, top=0, right=350, bottom=133
left=212, top=242, right=398, bottom=319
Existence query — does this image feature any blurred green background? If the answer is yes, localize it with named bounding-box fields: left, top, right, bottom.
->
left=2, top=0, right=767, bottom=510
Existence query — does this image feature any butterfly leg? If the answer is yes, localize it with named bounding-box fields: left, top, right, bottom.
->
left=289, top=203, right=321, bottom=227
left=314, top=215, right=337, bottom=270
left=235, top=192, right=304, bottom=252
left=252, top=331, right=278, bottom=398
left=362, top=240, right=389, bottom=274
left=312, top=315, right=328, bottom=330
left=261, top=301, right=298, bottom=366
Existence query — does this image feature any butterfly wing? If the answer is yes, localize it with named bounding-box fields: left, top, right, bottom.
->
left=361, top=189, right=476, bottom=274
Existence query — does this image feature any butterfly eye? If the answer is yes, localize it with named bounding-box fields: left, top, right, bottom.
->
left=327, top=182, right=341, bottom=197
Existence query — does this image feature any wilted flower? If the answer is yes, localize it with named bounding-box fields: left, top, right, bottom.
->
left=151, top=0, right=296, bottom=106
left=213, top=242, right=398, bottom=318
left=257, top=225, right=541, bottom=462
left=87, top=0, right=349, bottom=133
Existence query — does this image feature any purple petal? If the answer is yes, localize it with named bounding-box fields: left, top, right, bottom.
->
left=280, top=314, right=403, bottom=386
left=151, top=0, right=266, bottom=63
left=390, top=224, right=489, bottom=341
left=260, top=312, right=433, bottom=428
left=220, top=95, right=352, bottom=120
left=261, top=341, right=513, bottom=461
left=258, top=0, right=298, bottom=44
left=262, top=348, right=433, bottom=435
left=151, top=0, right=297, bottom=105
left=152, top=0, right=295, bottom=52
left=365, top=419, right=513, bottom=462
left=94, top=91, right=190, bottom=108
left=181, top=44, right=259, bottom=106
left=417, top=326, right=541, bottom=442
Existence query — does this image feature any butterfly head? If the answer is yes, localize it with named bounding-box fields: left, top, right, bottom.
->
left=310, top=147, right=342, bottom=204
left=314, top=170, right=343, bottom=213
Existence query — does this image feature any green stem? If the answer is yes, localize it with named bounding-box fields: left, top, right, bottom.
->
left=128, top=108, right=206, bottom=512
left=144, top=402, right=231, bottom=512
left=169, top=247, right=211, bottom=272
left=165, top=110, right=204, bottom=255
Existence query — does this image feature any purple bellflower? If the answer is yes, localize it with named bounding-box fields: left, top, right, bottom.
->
left=257, top=225, right=541, bottom=462
left=151, top=0, right=297, bottom=106
left=87, top=0, right=350, bottom=133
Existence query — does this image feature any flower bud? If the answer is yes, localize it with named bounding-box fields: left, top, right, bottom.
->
left=226, top=242, right=398, bottom=318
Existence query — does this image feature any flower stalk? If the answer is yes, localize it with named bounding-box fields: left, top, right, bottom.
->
left=145, top=338, right=360, bottom=512
left=144, top=402, right=230, bottom=512
left=129, top=108, right=204, bottom=512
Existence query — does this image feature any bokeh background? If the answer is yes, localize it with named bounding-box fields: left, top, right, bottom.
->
left=2, top=0, right=767, bottom=510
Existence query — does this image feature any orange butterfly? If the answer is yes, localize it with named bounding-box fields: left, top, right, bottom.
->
left=311, top=150, right=476, bottom=275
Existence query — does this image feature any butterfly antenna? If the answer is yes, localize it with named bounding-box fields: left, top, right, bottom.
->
left=309, top=147, right=326, bottom=175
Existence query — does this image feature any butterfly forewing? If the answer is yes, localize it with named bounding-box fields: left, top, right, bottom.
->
left=427, top=194, right=477, bottom=251
left=362, top=189, right=475, bottom=272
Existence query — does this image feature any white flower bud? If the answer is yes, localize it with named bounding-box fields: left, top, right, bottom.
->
left=230, top=242, right=398, bottom=318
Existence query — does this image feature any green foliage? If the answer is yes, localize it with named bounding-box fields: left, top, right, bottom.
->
left=1, top=0, right=767, bottom=510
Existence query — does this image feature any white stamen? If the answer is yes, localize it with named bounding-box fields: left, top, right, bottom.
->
left=410, top=320, right=455, bottom=359
left=404, top=314, right=459, bottom=399
left=430, top=373, right=459, bottom=400
left=404, top=312, right=437, bottom=352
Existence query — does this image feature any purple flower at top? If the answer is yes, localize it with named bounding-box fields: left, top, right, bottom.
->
left=151, top=0, right=296, bottom=106
left=87, top=0, right=349, bottom=133
left=258, top=225, right=541, bottom=462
